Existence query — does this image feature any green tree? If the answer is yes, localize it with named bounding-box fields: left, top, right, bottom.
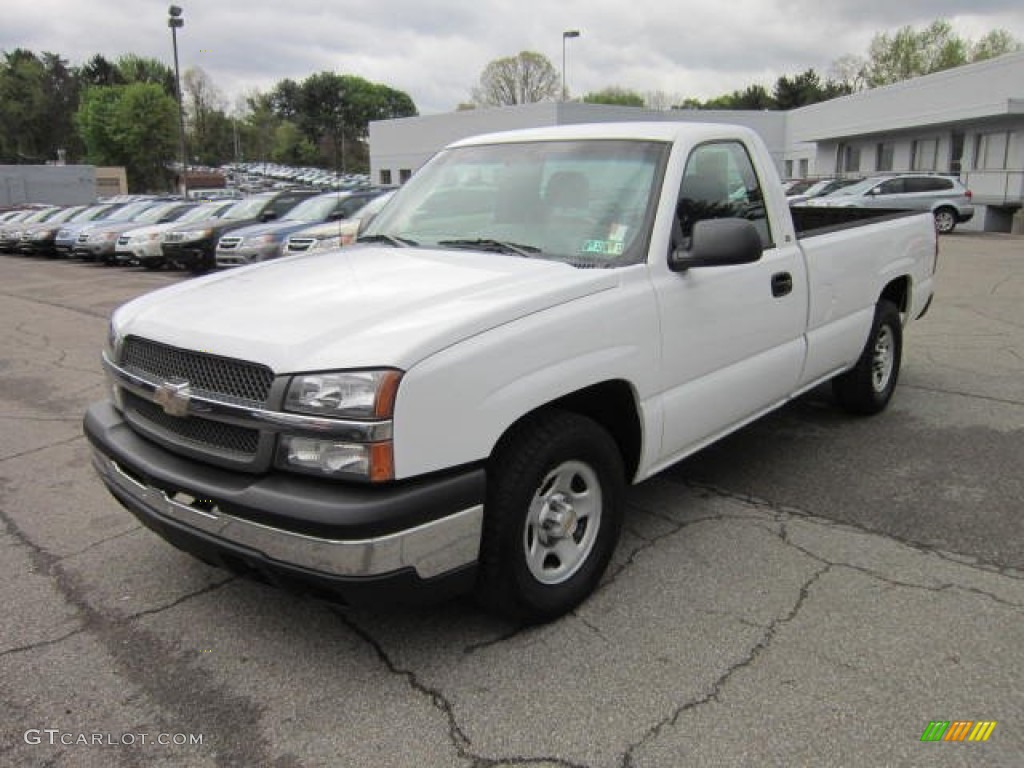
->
left=271, top=120, right=318, bottom=165
left=583, top=86, right=645, bottom=107
left=77, top=83, right=177, bottom=191
left=78, top=54, right=124, bottom=88
left=115, top=54, right=176, bottom=96
left=971, top=29, right=1022, bottom=61
left=858, top=20, right=1021, bottom=88
left=471, top=51, right=560, bottom=106
left=183, top=66, right=231, bottom=164
left=772, top=69, right=851, bottom=110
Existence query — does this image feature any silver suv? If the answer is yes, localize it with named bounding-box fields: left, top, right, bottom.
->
left=802, top=174, right=974, bottom=233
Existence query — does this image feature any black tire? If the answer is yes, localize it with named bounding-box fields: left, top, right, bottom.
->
left=143, top=259, right=166, bottom=271
left=933, top=207, right=957, bottom=234
left=833, top=300, right=902, bottom=415
left=476, top=410, right=625, bottom=624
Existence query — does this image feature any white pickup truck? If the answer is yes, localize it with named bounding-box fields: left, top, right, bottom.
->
left=85, top=122, right=937, bottom=623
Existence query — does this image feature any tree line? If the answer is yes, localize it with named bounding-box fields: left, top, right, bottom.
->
left=1, top=19, right=1019, bottom=191
left=470, top=20, right=1021, bottom=111
left=0, top=50, right=418, bottom=191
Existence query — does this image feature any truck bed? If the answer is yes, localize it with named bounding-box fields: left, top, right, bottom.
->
left=790, top=205, right=921, bottom=239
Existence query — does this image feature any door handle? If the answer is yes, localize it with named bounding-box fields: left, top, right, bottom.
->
left=771, top=272, right=793, bottom=297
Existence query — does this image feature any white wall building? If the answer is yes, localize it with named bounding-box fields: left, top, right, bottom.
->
left=370, top=51, right=1024, bottom=232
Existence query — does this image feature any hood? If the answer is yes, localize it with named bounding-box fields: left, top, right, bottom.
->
left=120, top=221, right=180, bottom=239
left=289, top=219, right=360, bottom=240
left=113, top=246, right=619, bottom=373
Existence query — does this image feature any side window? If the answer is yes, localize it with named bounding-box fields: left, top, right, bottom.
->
left=877, top=179, right=904, bottom=195
left=906, top=177, right=951, bottom=193
left=676, top=142, right=772, bottom=249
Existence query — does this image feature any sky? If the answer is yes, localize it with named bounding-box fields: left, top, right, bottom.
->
left=3, top=1, right=1024, bottom=115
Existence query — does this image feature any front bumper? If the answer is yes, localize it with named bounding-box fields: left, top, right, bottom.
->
left=84, top=400, right=485, bottom=604
left=215, top=244, right=280, bottom=267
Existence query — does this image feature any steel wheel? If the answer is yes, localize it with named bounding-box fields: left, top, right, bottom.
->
left=523, top=460, right=602, bottom=585
left=476, top=410, right=625, bottom=623
left=871, top=325, right=895, bottom=393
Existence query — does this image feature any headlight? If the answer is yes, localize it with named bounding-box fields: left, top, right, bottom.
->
left=284, top=370, right=401, bottom=419
left=277, top=438, right=393, bottom=482
left=278, top=370, right=402, bottom=482
left=310, top=236, right=342, bottom=252
left=243, top=234, right=277, bottom=247
left=178, top=228, right=213, bottom=242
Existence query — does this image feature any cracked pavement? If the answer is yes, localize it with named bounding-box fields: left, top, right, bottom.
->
left=1, top=236, right=1022, bottom=767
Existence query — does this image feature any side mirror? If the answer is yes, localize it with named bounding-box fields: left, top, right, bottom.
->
left=669, top=218, right=763, bottom=272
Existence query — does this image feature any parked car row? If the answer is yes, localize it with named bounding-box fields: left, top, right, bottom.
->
left=784, top=172, right=974, bottom=233
left=223, top=162, right=372, bottom=194
left=0, top=188, right=394, bottom=271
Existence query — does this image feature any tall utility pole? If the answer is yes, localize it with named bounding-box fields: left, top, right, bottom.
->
left=168, top=5, right=189, bottom=197
left=562, top=29, right=580, bottom=101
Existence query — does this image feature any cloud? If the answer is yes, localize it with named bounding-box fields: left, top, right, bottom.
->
left=2, top=0, right=1022, bottom=113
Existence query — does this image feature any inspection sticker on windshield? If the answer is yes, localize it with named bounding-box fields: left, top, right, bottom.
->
left=582, top=240, right=624, bottom=255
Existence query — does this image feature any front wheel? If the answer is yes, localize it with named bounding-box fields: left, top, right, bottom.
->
left=832, top=300, right=903, bottom=415
left=476, top=410, right=625, bottom=624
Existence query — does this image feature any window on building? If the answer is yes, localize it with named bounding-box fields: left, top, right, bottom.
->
left=785, top=160, right=793, bottom=178
left=974, top=131, right=1010, bottom=170
left=843, top=145, right=861, bottom=173
left=798, top=158, right=809, bottom=177
left=380, top=169, right=393, bottom=186
left=876, top=143, right=894, bottom=172
left=911, top=138, right=939, bottom=171
left=399, top=169, right=412, bottom=184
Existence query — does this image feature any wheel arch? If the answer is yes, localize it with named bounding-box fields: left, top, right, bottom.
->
left=880, top=275, right=910, bottom=316
left=491, top=379, right=643, bottom=483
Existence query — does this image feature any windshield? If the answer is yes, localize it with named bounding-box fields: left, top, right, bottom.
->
left=222, top=197, right=269, bottom=220
left=43, top=206, right=86, bottom=224
left=106, top=202, right=158, bottom=222
left=132, top=202, right=183, bottom=224
left=283, top=194, right=346, bottom=221
left=362, top=139, right=669, bottom=267
left=70, top=205, right=116, bottom=223
left=178, top=202, right=232, bottom=223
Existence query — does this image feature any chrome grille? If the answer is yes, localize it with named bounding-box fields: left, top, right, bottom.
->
left=125, top=392, right=260, bottom=457
left=164, top=232, right=185, bottom=243
left=117, top=234, right=131, bottom=246
left=218, top=237, right=242, bottom=249
left=76, top=233, right=89, bottom=243
left=286, top=238, right=314, bottom=253
left=121, top=336, right=274, bottom=406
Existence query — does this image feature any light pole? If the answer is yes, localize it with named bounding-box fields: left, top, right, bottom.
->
left=168, top=5, right=188, bottom=198
left=562, top=29, right=580, bottom=101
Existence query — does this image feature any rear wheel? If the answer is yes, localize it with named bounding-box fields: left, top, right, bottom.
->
left=933, top=207, right=957, bottom=234
left=833, top=300, right=902, bottom=415
left=476, top=410, right=625, bottom=624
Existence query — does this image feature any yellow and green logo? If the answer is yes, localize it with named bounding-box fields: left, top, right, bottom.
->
left=921, top=721, right=997, bottom=742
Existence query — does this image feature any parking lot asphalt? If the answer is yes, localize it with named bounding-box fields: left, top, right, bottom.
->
left=1, top=236, right=1021, bottom=767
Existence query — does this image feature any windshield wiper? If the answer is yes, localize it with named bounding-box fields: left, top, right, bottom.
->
left=438, top=238, right=541, bottom=257
left=357, top=233, right=418, bottom=247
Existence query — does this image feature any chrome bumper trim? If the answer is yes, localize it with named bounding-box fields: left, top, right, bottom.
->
left=93, top=450, right=482, bottom=579
left=102, top=351, right=392, bottom=442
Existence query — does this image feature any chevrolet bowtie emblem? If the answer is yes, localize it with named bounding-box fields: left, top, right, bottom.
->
left=154, top=379, right=191, bottom=417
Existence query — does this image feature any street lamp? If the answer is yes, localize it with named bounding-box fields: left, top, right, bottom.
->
left=562, top=29, right=580, bottom=101
left=168, top=5, right=188, bottom=197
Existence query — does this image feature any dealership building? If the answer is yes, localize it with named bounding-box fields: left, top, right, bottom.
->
left=370, top=50, right=1024, bottom=232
